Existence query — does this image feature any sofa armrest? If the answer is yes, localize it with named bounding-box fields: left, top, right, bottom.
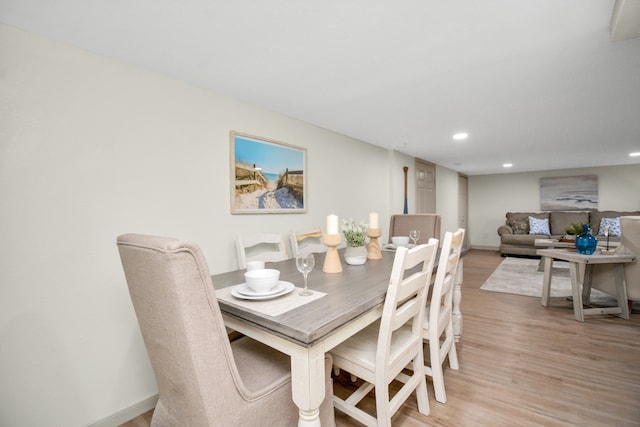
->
left=497, top=225, right=513, bottom=236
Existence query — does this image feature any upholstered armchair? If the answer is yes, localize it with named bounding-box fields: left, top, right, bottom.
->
left=589, top=216, right=640, bottom=305
left=388, top=214, right=441, bottom=245
left=117, top=233, right=335, bottom=426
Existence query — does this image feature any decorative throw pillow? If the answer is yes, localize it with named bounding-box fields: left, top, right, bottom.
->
left=508, top=217, right=529, bottom=235
left=529, top=216, right=550, bottom=235
left=599, top=217, right=621, bottom=236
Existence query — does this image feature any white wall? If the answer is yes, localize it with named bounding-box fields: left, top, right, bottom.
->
left=469, top=164, right=640, bottom=249
left=0, top=24, right=407, bottom=426
left=436, top=166, right=461, bottom=236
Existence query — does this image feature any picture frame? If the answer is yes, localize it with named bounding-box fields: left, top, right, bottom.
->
left=540, top=175, right=598, bottom=211
left=230, top=131, right=307, bottom=214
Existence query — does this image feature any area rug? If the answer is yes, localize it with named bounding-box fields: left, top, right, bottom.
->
left=479, top=257, right=636, bottom=309
left=480, top=257, right=574, bottom=297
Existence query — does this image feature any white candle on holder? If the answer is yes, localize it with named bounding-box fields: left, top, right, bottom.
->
left=327, top=214, right=339, bottom=235
left=369, top=212, right=379, bottom=229
left=605, top=225, right=610, bottom=237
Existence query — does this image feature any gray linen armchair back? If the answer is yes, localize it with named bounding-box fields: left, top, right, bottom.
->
left=117, top=233, right=335, bottom=427
left=388, top=214, right=441, bottom=245
left=590, top=216, right=640, bottom=303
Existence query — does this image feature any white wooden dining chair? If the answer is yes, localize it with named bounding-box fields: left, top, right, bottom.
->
left=236, top=232, right=288, bottom=269
left=422, top=228, right=465, bottom=404
left=330, top=240, right=439, bottom=427
left=289, top=228, right=326, bottom=257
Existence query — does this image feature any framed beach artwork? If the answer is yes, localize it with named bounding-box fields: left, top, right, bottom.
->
left=230, top=131, right=307, bottom=214
left=540, top=175, right=598, bottom=211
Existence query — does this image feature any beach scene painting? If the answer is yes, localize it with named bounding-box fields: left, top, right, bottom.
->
left=230, top=132, right=306, bottom=214
left=540, top=175, right=598, bottom=211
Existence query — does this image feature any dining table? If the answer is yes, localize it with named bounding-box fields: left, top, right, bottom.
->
left=211, top=248, right=463, bottom=427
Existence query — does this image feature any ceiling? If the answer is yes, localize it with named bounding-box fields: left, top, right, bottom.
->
left=2, top=0, right=640, bottom=175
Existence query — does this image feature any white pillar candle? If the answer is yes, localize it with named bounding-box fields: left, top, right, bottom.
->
left=605, top=225, right=609, bottom=237
left=327, top=214, right=339, bottom=235
left=369, top=212, right=379, bottom=229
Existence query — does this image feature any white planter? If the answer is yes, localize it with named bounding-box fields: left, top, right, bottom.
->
left=344, top=246, right=367, bottom=265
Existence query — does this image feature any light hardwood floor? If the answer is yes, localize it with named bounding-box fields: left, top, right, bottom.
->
left=121, top=249, right=640, bottom=427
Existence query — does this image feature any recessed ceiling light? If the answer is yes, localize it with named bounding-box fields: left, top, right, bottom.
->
left=630, top=152, right=640, bottom=157
left=452, top=133, right=468, bottom=141
left=503, top=163, right=513, bottom=168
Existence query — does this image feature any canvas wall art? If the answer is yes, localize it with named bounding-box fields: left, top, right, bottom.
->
left=230, top=132, right=306, bottom=214
left=540, top=175, right=598, bottom=211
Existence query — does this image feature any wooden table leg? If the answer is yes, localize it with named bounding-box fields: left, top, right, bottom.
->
left=541, top=256, right=553, bottom=307
left=614, top=264, right=630, bottom=320
left=290, top=345, right=325, bottom=427
left=568, top=262, right=585, bottom=322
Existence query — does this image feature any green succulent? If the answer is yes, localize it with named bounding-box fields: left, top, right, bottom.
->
left=564, top=222, right=584, bottom=235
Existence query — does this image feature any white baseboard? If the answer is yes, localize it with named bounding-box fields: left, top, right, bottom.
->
left=87, top=394, right=158, bottom=427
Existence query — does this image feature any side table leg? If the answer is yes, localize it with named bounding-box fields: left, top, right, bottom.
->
left=568, top=262, right=585, bottom=322
left=452, top=259, right=463, bottom=342
left=613, top=264, right=630, bottom=319
left=541, top=256, right=553, bottom=307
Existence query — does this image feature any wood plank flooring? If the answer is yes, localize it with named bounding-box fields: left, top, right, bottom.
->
left=121, top=249, right=640, bottom=427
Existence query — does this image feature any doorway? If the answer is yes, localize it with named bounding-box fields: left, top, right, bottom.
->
left=415, top=158, right=436, bottom=213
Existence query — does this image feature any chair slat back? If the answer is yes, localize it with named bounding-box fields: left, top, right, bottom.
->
left=377, top=239, right=439, bottom=366
left=236, top=232, right=288, bottom=269
left=290, top=228, right=326, bottom=257
left=430, top=229, right=465, bottom=326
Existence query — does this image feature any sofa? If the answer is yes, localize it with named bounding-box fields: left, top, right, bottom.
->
left=497, top=210, right=640, bottom=256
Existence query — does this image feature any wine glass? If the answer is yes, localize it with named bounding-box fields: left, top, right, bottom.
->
left=409, top=229, right=421, bottom=246
left=296, top=253, right=315, bottom=296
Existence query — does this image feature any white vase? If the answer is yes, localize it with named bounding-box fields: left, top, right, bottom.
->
left=344, top=245, right=368, bottom=265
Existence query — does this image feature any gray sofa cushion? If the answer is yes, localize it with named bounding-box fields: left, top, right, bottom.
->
left=500, top=234, right=543, bottom=245
left=549, top=211, right=589, bottom=235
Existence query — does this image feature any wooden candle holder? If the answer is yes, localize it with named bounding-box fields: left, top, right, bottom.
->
left=322, top=233, right=343, bottom=273
left=367, top=228, right=382, bottom=260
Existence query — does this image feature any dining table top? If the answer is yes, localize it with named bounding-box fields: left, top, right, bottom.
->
left=212, top=249, right=409, bottom=347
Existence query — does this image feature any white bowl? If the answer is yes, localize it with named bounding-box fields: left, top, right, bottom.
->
left=244, top=268, right=280, bottom=293
left=391, top=236, right=410, bottom=247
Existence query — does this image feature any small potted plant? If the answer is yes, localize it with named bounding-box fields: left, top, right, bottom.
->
left=342, top=218, right=368, bottom=264
left=563, top=222, right=583, bottom=241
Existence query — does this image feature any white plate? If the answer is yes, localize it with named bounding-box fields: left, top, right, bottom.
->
left=231, top=281, right=295, bottom=300
left=383, top=243, right=416, bottom=250
left=236, top=281, right=285, bottom=297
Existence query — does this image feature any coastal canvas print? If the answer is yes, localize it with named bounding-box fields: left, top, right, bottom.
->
left=540, top=175, right=598, bottom=211
left=230, top=132, right=306, bottom=214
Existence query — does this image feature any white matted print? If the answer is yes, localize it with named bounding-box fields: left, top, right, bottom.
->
left=540, top=175, right=598, bottom=211
left=230, top=132, right=306, bottom=214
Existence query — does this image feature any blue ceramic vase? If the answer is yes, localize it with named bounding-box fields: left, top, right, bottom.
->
left=575, top=223, right=597, bottom=255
